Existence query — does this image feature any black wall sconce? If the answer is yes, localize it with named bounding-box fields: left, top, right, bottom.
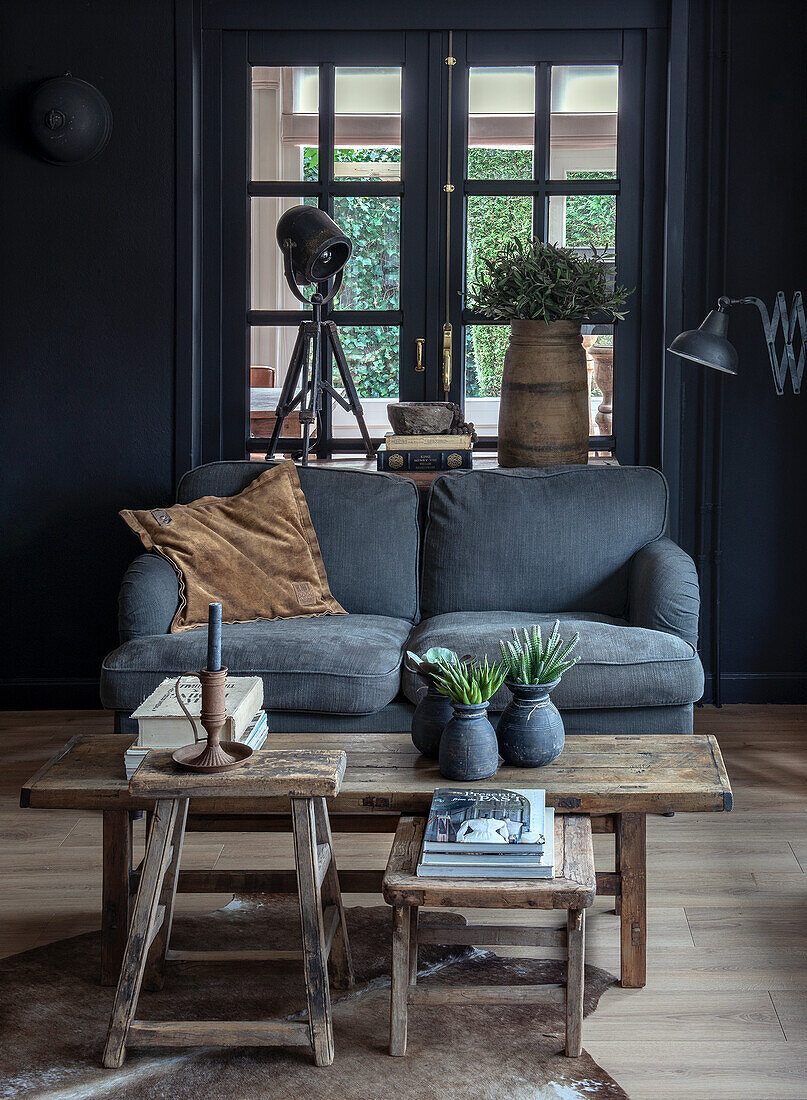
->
left=28, top=74, right=112, bottom=165
left=669, top=291, right=805, bottom=394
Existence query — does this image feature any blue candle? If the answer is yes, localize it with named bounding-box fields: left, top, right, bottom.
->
left=207, top=602, right=222, bottom=672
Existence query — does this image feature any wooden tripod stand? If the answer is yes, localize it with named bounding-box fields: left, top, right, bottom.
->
left=266, top=285, right=375, bottom=466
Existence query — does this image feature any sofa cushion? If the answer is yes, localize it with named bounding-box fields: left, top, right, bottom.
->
left=177, top=462, right=420, bottom=622
left=421, top=466, right=668, bottom=619
left=402, top=611, right=704, bottom=711
left=101, top=615, right=412, bottom=715
left=120, top=461, right=345, bottom=632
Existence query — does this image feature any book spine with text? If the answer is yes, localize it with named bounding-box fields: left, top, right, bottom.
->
left=377, top=447, right=473, bottom=472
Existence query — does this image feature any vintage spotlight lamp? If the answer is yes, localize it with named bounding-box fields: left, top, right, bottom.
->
left=266, top=206, right=375, bottom=465
left=668, top=292, right=805, bottom=394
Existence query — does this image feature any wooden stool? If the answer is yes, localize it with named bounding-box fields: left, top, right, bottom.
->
left=102, top=749, right=354, bottom=1069
left=382, top=812, right=595, bottom=1058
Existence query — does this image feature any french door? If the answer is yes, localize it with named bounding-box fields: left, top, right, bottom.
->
left=206, top=28, right=658, bottom=460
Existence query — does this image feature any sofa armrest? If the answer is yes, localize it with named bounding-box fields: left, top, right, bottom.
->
left=628, top=537, right=700, bottom=648
left=118, top=553, right=179, bottom=641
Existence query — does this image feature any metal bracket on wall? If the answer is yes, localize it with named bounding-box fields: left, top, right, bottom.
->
left=731, top=292, right=806, bottom=395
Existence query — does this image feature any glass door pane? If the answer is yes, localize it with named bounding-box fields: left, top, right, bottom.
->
left=461, top=45, right=622, bottom=450
left=244, top=40, right=424, bottom=455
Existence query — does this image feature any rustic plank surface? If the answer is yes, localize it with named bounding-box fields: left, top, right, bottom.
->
left=408, top=984, right=567, bottom=1005
left=127, top=1019, right=311, bottom=1047
left=383, top=814, right=596, bottom=910
left=21, top=732, right=733, bottom=815
left=129, top=749, right=346, bottom=800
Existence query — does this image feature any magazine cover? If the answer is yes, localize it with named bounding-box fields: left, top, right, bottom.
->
left=423, top=788, right=545, bottom=849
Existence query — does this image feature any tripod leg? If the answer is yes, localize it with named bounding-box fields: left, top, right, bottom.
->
left=266, top=326, right=309, bottom=459
left=326, top=323, right=376, bottom=458
left=297, top=329, right=314, bottom=466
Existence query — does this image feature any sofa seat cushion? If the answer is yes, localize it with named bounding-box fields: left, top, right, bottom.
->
left=102, top=615, right=412, bottom=715
left=402, top=611, right=704, bottom=712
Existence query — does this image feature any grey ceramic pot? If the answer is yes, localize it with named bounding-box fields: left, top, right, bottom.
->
left=496, top=679, right=565, bottom=767
left=438, top=702, right=500, bottom=781
left=411, top=686, right=454, bottom=758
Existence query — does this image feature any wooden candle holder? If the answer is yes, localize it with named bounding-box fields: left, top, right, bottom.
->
left=171, top=666, right=253, bottom=773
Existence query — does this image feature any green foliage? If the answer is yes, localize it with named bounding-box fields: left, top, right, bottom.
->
left=465, top=237, right=631, bottom=323
left=297, top=148, right=623, bottom=399
left=499, top=622, right=580, bottom=686
left=406, top=647, right=462, bottom=688
left=304, top=147, right=401, bottom=398
left=430, top=656, right=506, bottom=705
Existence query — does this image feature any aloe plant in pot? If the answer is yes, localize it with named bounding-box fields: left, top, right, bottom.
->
left=430, top=657, right=506, bottom=781
left=497, top=622, right=580, bottom=767
left=465, top=237, right=631, bottom=468
left=405, top=647, right=466, bottom=758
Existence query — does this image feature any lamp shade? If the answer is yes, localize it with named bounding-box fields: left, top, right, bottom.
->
left=667, top=306, right=738, bottom=375
left=275, top=205, right=351, bottom=285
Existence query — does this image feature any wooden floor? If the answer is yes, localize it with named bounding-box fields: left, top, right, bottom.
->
left=2, top=706, right=806, bottom=1098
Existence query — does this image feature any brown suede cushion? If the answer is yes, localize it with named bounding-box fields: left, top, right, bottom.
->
left=120, top=460, right=345, bottom=632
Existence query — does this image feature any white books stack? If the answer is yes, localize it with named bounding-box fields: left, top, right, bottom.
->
left=124, top=676, right=267, bottom=779
left=416, top=787, right=554, bottom=879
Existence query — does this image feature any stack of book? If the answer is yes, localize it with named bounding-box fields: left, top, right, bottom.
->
left=376, top=432, right=473, bottom=472
left=125, top=676, right=268, bottom=778
left=416, top=787, right=554, bottom=879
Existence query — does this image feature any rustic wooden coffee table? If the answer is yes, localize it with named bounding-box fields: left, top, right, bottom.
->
left=21, top=731, right=732, bottom=990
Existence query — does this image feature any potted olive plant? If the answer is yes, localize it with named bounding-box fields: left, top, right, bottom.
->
left=405, top=647, right=465, bottom=758
left=430, top=656, right=506, bottom=781
left=465, top=238, right=631, bottom=467
left=497, top=622, right=580, bottom=767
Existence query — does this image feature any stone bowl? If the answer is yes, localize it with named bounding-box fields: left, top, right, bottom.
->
left=386, top=401, right=456, bottom=436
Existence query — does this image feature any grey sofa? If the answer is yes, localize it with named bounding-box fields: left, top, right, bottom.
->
left=101, top=462, right=704, bottom=737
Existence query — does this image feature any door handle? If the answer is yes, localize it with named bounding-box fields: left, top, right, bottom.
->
left=442, top=323, right=453, bottom=392
left=414, top=337, right=426, bottom=372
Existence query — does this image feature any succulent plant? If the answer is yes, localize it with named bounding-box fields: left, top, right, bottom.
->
left=406, top=647, right=468, bottom=689
left=430, top=655, right=506, bottom=706
left=499, top=622, right=581, bottom=687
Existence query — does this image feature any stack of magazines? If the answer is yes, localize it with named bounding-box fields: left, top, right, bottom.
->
left=416, top=787, right=554, bottom=879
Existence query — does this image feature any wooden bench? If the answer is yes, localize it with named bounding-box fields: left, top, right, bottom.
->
left=102, top=749, right=353, bottom=1069
left=382, top=813, right=595, bottom=1058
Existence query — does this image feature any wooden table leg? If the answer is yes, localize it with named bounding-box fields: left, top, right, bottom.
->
left=408, top=905, right=419, bottom=988
left=144, top=798, right=189, bottom=991
left=313, top=797, right=354, bottom=989
left=565, top=908, right=585, bottom=1057
left=390, top=903, right=410, bottom=1056
left=292, top=797, right=335, bottom=1068
left=103, top=799, right=179, bottom=1068
left=102, top=810, right=133, bottom=986
left=617, top=812, right=647, bottom=988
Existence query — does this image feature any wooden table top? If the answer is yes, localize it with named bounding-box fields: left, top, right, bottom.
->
left=130, top=748, right=346, bottom=800
left=21, top=731, right=732, bottom=816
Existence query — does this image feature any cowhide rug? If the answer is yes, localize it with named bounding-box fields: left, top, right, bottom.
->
left=0, top=898, right=627, bottom=1099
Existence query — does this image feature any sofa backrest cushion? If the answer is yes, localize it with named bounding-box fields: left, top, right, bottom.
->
left=421, top=466, right=668, bottom=619
left=177, top=462, right=420, bottom=621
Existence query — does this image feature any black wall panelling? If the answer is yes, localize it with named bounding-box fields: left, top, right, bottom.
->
left=0, top=0, right=805, bottom=707
left=0, top=0, right=176, bottom=707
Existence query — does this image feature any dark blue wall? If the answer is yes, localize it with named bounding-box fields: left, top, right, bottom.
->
left=0, top=0, right=176, bottom=704
left=0, top=0, right=804, bottom=706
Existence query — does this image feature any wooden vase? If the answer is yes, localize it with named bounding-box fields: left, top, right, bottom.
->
left=497, top=319, right=589, bottom=468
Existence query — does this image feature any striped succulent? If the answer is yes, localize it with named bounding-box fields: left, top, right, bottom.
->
left=499, top=622, right=580, bottom=687
left=430, top=655, right=506, bottom=706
